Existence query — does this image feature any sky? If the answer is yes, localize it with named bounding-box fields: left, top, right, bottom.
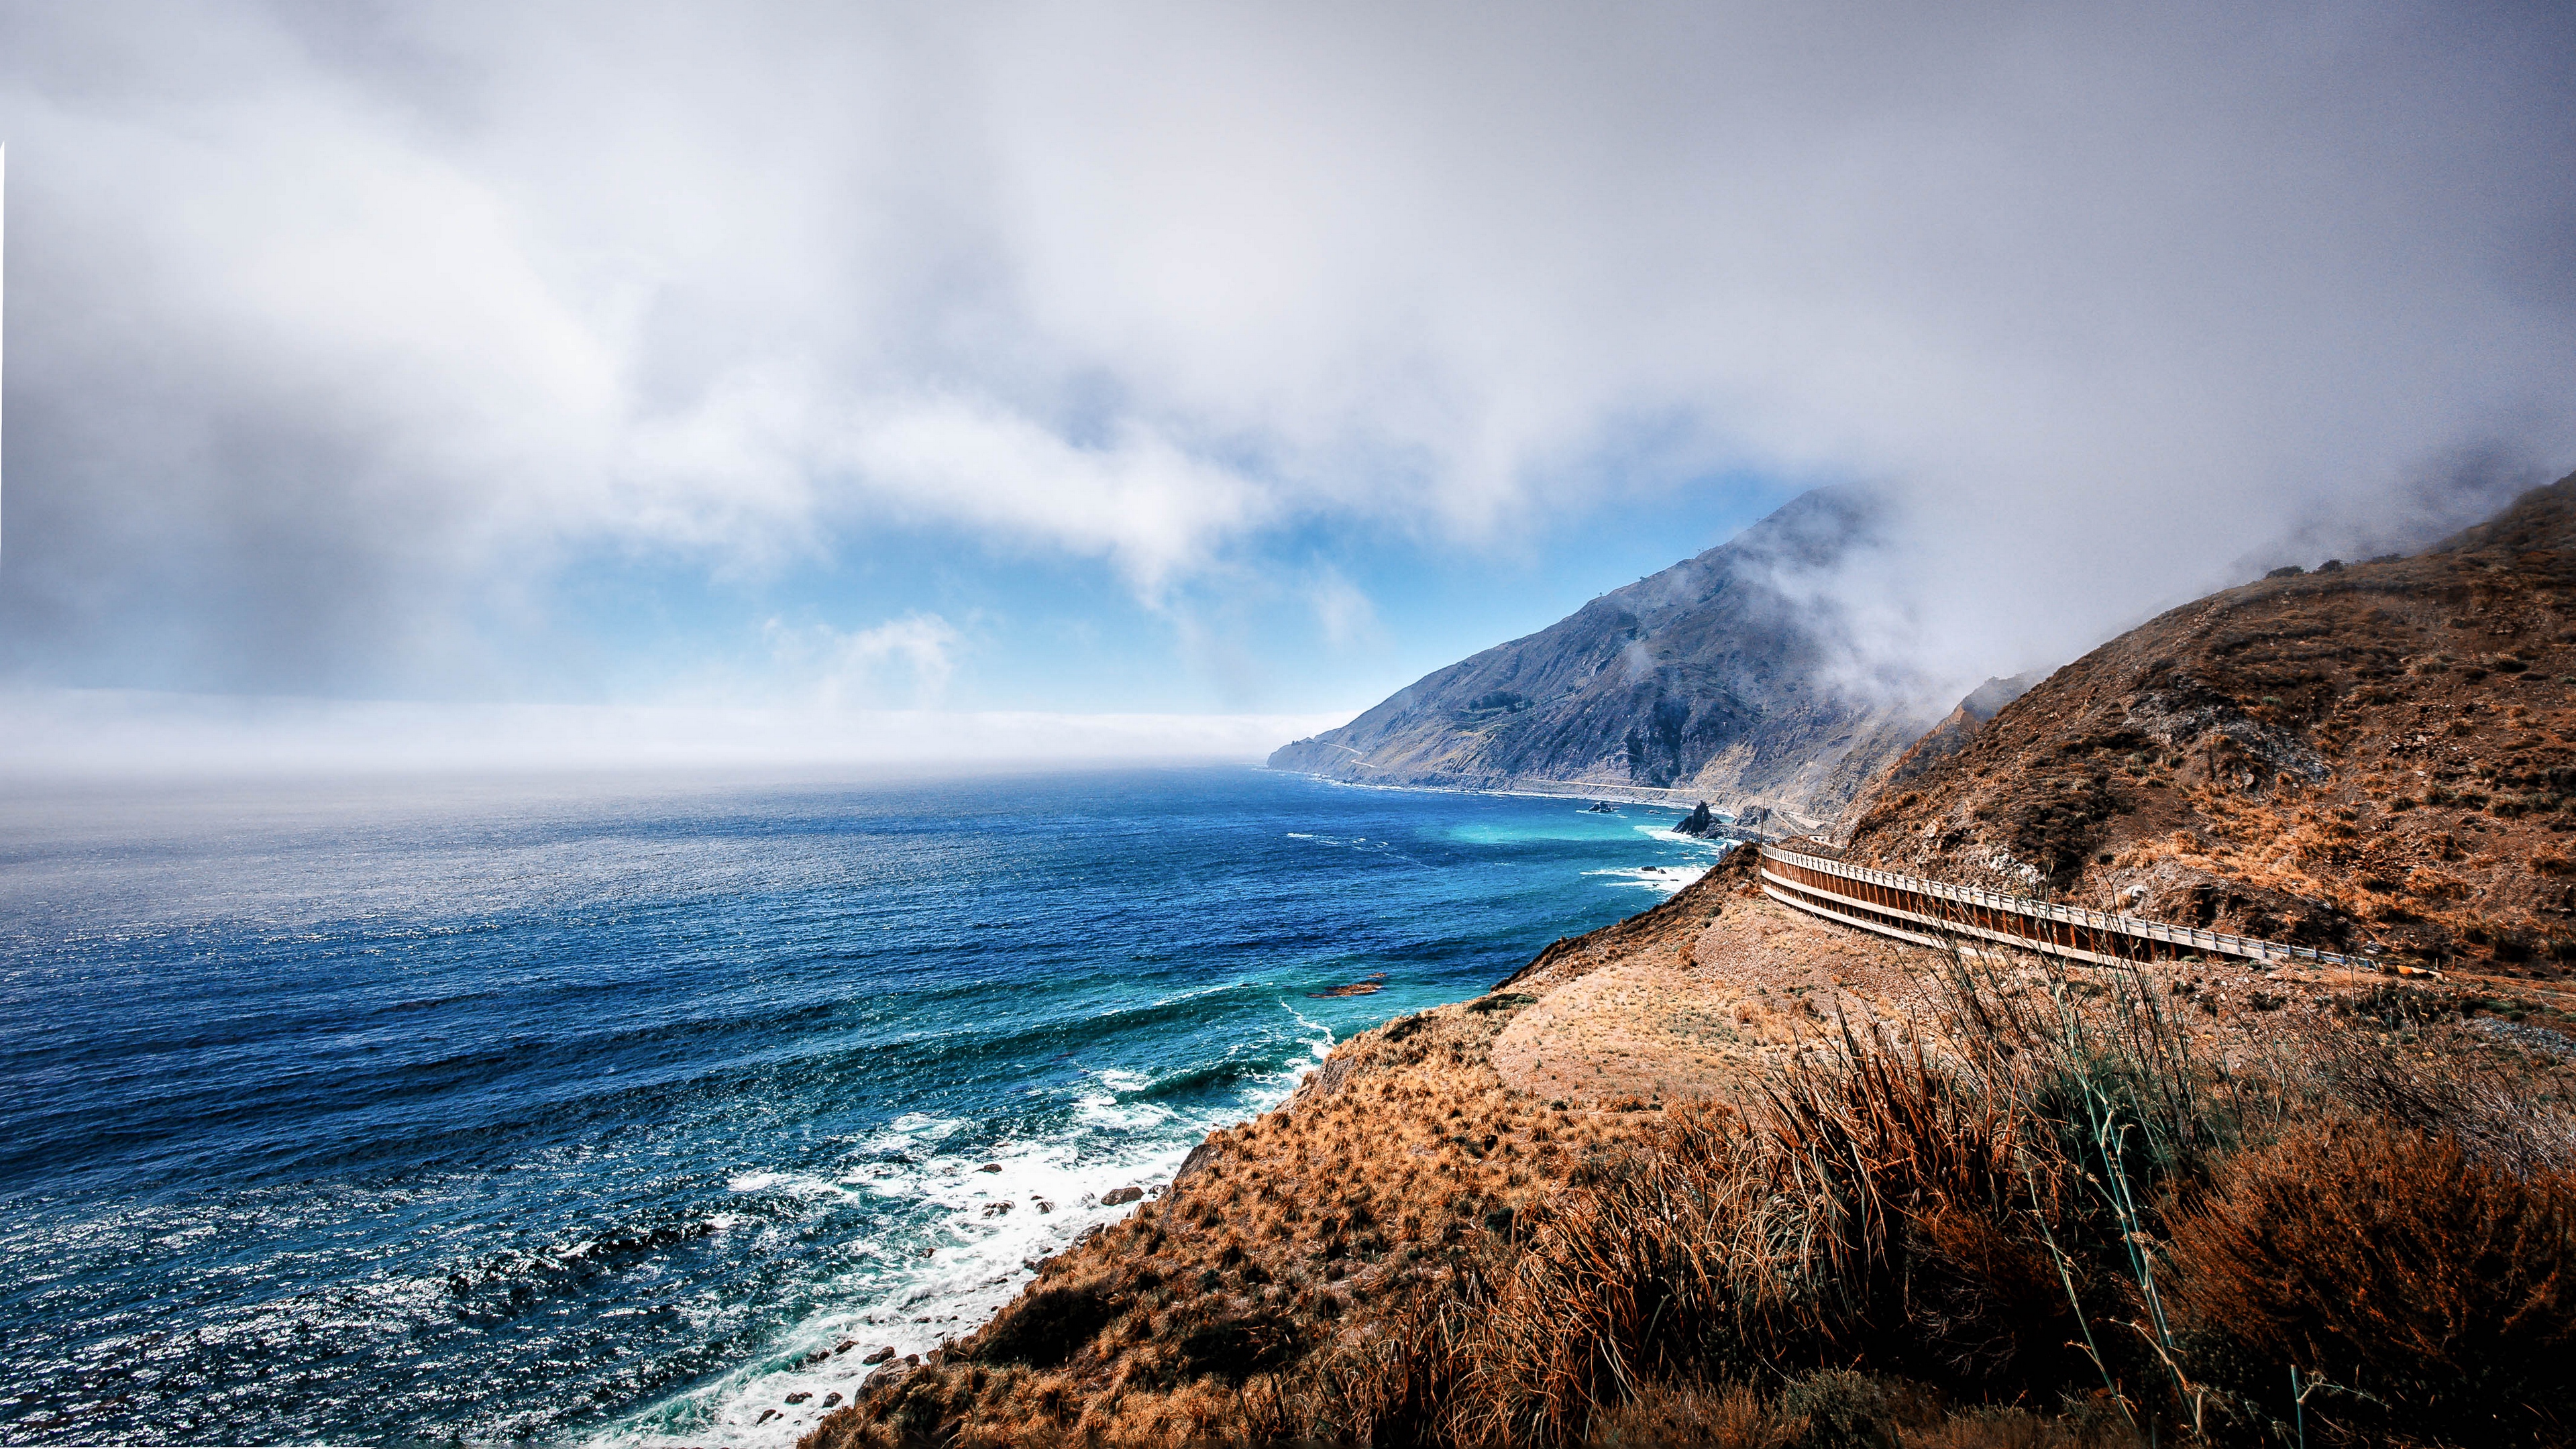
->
left=1, top=2, right=2571, bottom=770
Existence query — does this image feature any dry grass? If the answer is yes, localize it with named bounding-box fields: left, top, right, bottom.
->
left=2165, top=1122, right=2576, bottom=1446
left=1405, top=951, right=2575, bottom=1448
left=807, top=869, right=2576, bottom=1448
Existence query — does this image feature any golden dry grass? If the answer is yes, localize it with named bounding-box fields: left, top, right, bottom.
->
left=806, top=849, right=2576, bottom=1449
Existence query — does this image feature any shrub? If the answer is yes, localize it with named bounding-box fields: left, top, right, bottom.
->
left=1582, top=1380, right=1806, bottom=1448
left=971, top=1278, right=1124, bottom=1368
left=1779, top=1369, right=1903, bottom=1449
left=2164, top=1122, right=2576, bottom=1445
left=1174, top=1311, right=1302, bottom=1382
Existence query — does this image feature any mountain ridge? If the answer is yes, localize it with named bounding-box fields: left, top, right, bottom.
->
left=1268, top=488, right=1945, bottom=828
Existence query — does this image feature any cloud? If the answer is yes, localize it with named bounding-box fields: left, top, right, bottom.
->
left=764, top=611, right=963, bottom=709
left=0, top=1, right=2569, bottom=700
left=1306, top=569, right=1382, bottom=651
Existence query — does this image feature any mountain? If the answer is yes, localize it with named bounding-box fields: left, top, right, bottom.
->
left=1841, top=469, right=2576, bottom=971
left=1267, top=488, right=1944, bottom=828
left=1871, top=672, right=2041, bottom=791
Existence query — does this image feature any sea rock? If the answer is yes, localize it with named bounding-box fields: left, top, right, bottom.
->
left=977, top=1163, right=1003, bottom=1173
left=1101, top=1185, right=1144, bottom=1206
left=785, top=1391, right=812, bottom=1405
left=862, top=1346, right=896, bottom=1364
left=822, top=1393, right=843, bottom=1407
left=1173, top=1140, right=1224, bottom=1185
left=1674, top=801, right=1722, bottom=837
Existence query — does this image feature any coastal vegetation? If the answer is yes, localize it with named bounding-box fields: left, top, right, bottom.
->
left=808, top=849, right=2576, bottom=1446
left=809, top=474, right=2576, bottom=1447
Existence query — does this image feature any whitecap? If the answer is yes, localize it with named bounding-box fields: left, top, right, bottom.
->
left=588, top=1034, right=1322, bottom=1449
left=1583, top=865, right=1709, bottom=895
left=885, top=1112, right=968, bottom=1138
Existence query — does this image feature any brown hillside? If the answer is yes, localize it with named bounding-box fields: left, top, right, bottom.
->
left=800, top=849, right=2429, bottom=1448
left=1842, top=470, right=2576, bottom=979
left=799, top=473, right=2576, bottom=1449
left=798, top=853, right=1949, bottom=1448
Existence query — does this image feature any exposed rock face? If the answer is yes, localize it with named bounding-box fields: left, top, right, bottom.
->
left=1268, top=488, right=1944, bottom=828
left=1673, top=801, right=1722, bottom=837
left=1841, top=470, right=2576, bottom=971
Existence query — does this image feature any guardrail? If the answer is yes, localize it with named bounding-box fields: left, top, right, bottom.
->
left=1758, top=843, right=2389, bottom=973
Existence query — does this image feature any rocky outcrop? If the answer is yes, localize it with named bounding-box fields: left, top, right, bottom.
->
left=1268, top=488, right=1945, bottom=825
left=1673, top=801, right=1722, bottom=837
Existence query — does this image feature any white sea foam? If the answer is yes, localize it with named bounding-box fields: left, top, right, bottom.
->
left=588, top=1010, right=1335, bottom=1449
left=886, top=1112, right=965, bottom=1136
left=1582, top=865, right=1709, bottom=896
left=1278, top=1002, right=1335, bottom=1060
left=727, top=1171, right=849, bottom=1200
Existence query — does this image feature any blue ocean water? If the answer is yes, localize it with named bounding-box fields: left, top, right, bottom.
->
left=0, top=766, right=1719, bottom=1446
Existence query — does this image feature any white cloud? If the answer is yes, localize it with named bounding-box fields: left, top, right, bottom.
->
left=1306, top=569, right=1382, bottom=650
left=0, top=1, right=2569, bottom=696
left=824, top=394, right=1279, bottom=599
left=764, top=612, right=963, bottom=709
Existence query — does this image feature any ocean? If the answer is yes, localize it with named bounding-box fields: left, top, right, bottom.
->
left=0, top=765, right=1721, bottom=1446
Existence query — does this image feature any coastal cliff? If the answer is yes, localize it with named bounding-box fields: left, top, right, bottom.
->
left=808, top=474, right=2576, bottom=1449
left=1267, top=488, right=1943, bottom=830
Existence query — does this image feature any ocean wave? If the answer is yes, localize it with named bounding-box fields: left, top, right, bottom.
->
left=594, top=1124, right=1260, bottom=1448
left=1582, top=865, right=1709, bottom=895
left=587, top=1003, right=1334, bottom=1449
